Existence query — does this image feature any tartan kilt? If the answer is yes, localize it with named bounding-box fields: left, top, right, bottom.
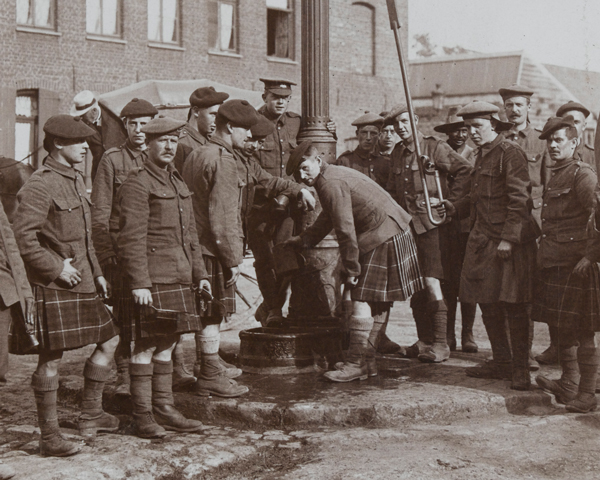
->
left=8, top=286, right=117, bottom=354
left=353, top=229, right=425, bottom=303
left=201, top=254, right=235, bottom=317
left=103, top=261, right=125, bottom=320
left=120, top=283, right=200, bottom=341
left=531, top=265, right=600, bottom=332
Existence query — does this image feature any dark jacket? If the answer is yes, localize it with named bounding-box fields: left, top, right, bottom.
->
left=13, top=156, right=102, bottom=293
left=335, top=148, right=390, bottom=189
left=85, top=119, right=106, bottom=182
left=386, top=132, right=472, bottom=234
left=574, top=142, right=595, bottom=169
left=91, top=141, right=147, bottom=264
left=300, top=163, right=412, bottom=277
left=174, top=124, right=208, bottom=174
left=255, top=107, right=301, bottom=179
left=182, top=137, right=244, bottom=268
left=117, top=160, right=207, bottom=290
left=538, top=159, right=598, bottom=268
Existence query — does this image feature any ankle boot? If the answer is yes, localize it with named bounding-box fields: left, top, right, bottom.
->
left=566, top=347, right=599, bottom=413
left=460, top=302, right=478, bottom=353
left=194, top=332, right=242, bottom=379
left=418, top=300, right=450, bottom=363
left=536, top=345, right=579, bottom=404
left=194, top=353, right=248, bottom=397
left=506, top=303, right=531, bottom=390
left=445, top=294, right=458, bottom=352
left=32, top=373, right=81, bottom=457
left=172, top=340, right=195, bottom=390
left=130, top=363, right=166, bottom=439
left=79, top=360, right=119, bottom=437
left=536, top=325, right=559, bottom=365
left=324, top=315, right=372, bottom=383
left=152, top=360, right=203, bottom=432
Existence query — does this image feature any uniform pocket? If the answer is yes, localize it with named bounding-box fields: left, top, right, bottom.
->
left=149, top=189, right=178, bottom=228
left=52, top=198, right=83, bottom=242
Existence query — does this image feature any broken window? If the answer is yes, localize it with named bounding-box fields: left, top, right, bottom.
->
left=266, top=0, right=294, bottom=60
left=15, top=91, right=38, bottom=165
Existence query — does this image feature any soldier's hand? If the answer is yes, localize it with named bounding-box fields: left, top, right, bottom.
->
left=298, top=189, right=316, bottom=211
left=95, top=276, right=110, bottom=298
left=496, top=240, right=513, bottom=260
left=326, top=121, right=337, bottom=135
left=225, top=266, right=240, bottom=288
left=199, top=279, right=212, bottom=295
left=132, top=288, right=153, bottom=306
left=282, top=236, right=304, bottom=250
left=58, top=258, right=82, bottom=287
left=25, top=297, right=35, bottom=326
left=574, top=257, right=592, bottom=278
left=436, top=199, right=456, bottom=219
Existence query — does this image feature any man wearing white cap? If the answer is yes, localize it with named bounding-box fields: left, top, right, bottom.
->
left=70, top=90, right=104, bottom=181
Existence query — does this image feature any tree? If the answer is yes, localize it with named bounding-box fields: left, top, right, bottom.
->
left=413, top=33, right=437, bottom=57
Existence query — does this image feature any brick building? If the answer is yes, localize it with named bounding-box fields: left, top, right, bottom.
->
left=0, top=0, right=409, bottom=171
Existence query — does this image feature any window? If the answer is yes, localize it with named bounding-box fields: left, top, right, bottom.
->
left=15, top=91, right=39, bottom=165
left=208, top=0, right=238, bottom=53
left=16, top=0, right=55, bottom=29
left=86, top=0, right=121, bottom=37
left=350, top=3, right=375, bottom=75
left=148, top=0, right=180, bottom=44
left=266, top=0, right=294, bottom=59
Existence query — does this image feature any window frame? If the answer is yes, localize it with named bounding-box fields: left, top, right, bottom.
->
left=16, top=0, right=57, bottom=31
left=209, top=0, right=239, bottom=55
left=14, top=89, right=39, bottom=166
left=266, top=0, right=295, bottom=61
left=147, top=0, right=181, bottom=46
left=351, top=1, right=376, bottom=76
left=86, top=0, right=123, bottom=38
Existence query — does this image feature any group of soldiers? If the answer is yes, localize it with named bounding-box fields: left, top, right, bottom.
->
left=0, top=75, right=599, bottom=475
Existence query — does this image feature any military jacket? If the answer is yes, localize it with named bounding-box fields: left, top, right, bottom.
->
left=174, top=124, right=208, bottom=174
left=91, top=141, right=147, bottom=264
left=13, top=156, right=102, bottom=293
left=538, top=159, right=597, bottom=268
left=386, top=132, right=472, bottom=234
left=118, top=160, right=206, bottom=290
left=335, top=148, right=390, bottom=189
left=574, top=142, right=595, bottom=169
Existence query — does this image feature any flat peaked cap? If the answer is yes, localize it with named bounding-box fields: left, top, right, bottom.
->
left=385, top=104, right=408, bottom=121
left=539, top=115, right=576, bottom=140
left=556, top=101, right=591, bottom=119
left=260, top=77, right=296, bottom=96
left=43, top=114, right=97, bottom=139
left=189, top=86, right=229, bottom=109
left=251, top=114, right=275, bottom=138
left=140, top=115, right=186, bottom=136
left=286, top=140, right=314, bottom=176
left=434, top=106, right=465, bottom=133
left=120, top=98, right=158, bottom=118
left=498, top=84, right=535, bottom=100
left=70, top=90, right=98, bottom=116
left=218, top=99, right=260, bottom=129
left=457, top=101, right=499, bottom=118
left=351, top=112, right=384, bottom=128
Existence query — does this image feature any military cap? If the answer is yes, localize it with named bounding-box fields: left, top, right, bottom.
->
left=189, top=86, right=229, bottom=109
left=556, top=101, right=591, bottom=119
left=43, top=114, right=97, bottom=139
left=120, top=98, right=159, bottom=118
left=385, top=104, right=409, bottom=121
left=286, top=140, right=315, bottom=176
left=457, top=100, right=513, bottom=131
left=140, top=115, right=186, bottom=136
left=70, top=90, right=99, bottom=116
left=218, top=99, right=260, bottom=129
left=539, top=115, right=576, bottom=140
left=434, top=106, right=465, bottom=134
left=251, top=114, right=275, bottom=138
left=498, top=84, right=535, bottom=101
left=260, top=78, right=296, bottom=96
left=352, top=112, right=384, bottom=128
left=379, top=111, right=395, bottom=126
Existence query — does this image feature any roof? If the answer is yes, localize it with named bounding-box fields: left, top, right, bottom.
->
left=409, top=51, right=523, bottom=98
left=544, top=64, right=600, bottom=117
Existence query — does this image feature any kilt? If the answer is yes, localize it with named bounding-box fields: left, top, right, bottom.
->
left=120, top=283, right=200, bottom=340
left=8, top=286, right=117, bottom=354
left=353, top=229, right=424, bottom=303
left=441, top=220, right=469, bottom=298
left=201, top=254, right=235, bottom=317
left=531, top=265, right=600, bottom=332
left=414, top=225, right=450, bottom=280
left=103, top=261, right=125, bottom=319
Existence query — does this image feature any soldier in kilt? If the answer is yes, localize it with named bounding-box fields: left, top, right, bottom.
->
left=285, top=141, right=425, bottom=382
left=117, top=117, right=209, bottom=438
left=91, top=98, right=159, bottom=396
left=12, top=115, right=119, bottom=457
left=532, top=116, right=600, bottom=413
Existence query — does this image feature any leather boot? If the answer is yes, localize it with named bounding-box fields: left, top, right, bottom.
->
left=535, top=325, right=559, bottom=365
left=194, top=353, right=248, bottom=397
left=536, top=345, right=579, bottom=404
left=406, top=292, right=432, bottom=358
left=194, top=332, right=242, bottom=379
left=418, top=300, right=450, bottom=363
left=172, top=340, right=195, bottom=390
left=566, top=347, right=599, bottom=413
left=152, top=360, right=203, bottom=432
left=460, top=302, right=478, bottom=353
left=255, top=302, right=269, bottom=326
left=130, top=363, right=166, bottom=439
left=32, top=373, right=81, bottom=457
left=324, top=315, right=372, bottom=382
left=79, top=360, right=119, bottom=437
left=114, top=339, right=131, bottom=397
left=506, top=303, right=531, bottom=390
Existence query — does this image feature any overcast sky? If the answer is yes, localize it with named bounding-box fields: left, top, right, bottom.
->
left=408, top=0, right=600, bottom=71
